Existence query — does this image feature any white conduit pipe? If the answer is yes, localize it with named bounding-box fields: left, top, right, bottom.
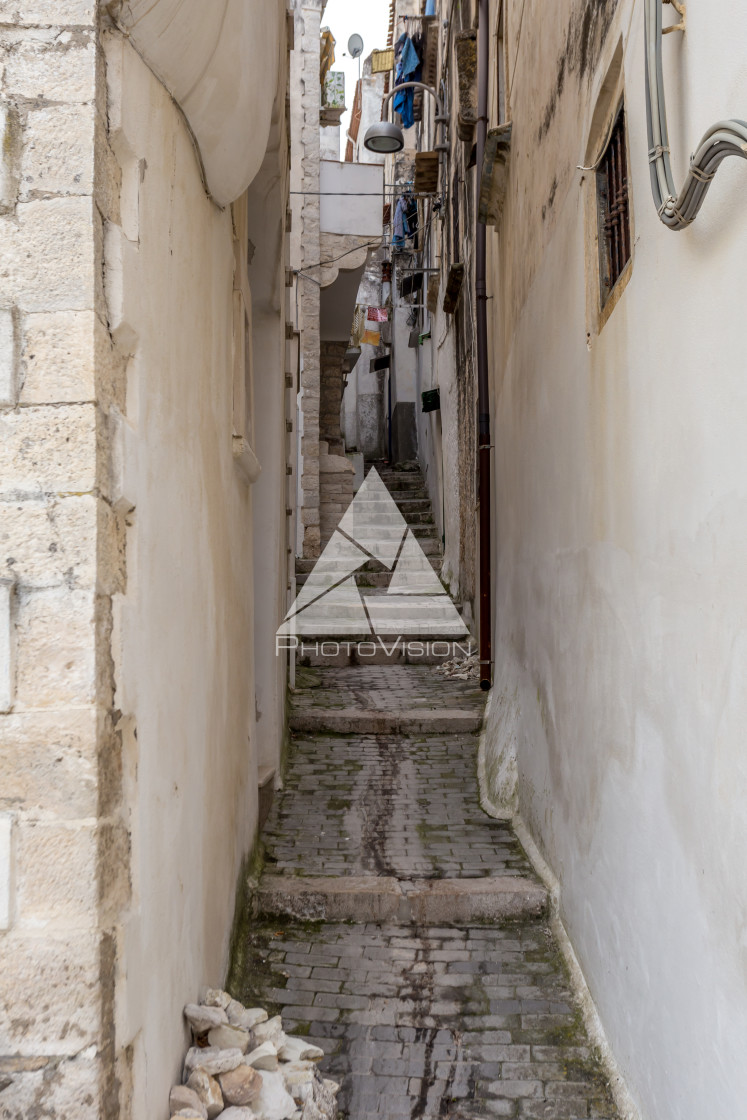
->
left=645, top=0, right=747, bottom=229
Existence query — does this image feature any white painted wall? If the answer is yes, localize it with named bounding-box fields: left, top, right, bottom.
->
left=320, top=161, right=384, bottom=235
left=352, top=61, right=387, bottom=165
left=482, top=3, right=747, bottom=1117
left=105, top=35, right=275, bottom=1115
left=116, top=0, right=285, bottom=206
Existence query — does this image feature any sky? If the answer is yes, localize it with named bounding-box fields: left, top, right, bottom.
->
left=322, top=0, right=391, bottom=157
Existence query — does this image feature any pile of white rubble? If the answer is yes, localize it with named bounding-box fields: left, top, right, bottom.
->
left=169, top=989, right=339, bottom=1120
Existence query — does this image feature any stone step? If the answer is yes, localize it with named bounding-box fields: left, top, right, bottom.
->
left=416, top=535, right=441, bottom=555
left=410, top=523, right=439, bottom=540
left=386, top=490, right=429, bottom=503
left=254, top=874, right=548, bottom=926
left=394, top=499, right=430, bottom=512
left=395, top=508, right=434, bottom=524
left=288, top=707, right=482, bottom=734
left=295, top=549, right=441, bottom=576
left=359, top=570, right=442, bottom=588
left=295, top=562, right=443, bottom=588
left=374, top=475, right=426, bottom=491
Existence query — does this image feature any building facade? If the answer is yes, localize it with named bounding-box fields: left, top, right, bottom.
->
left=357, top=1, right=747, bottom=1116
left=0, top=1, right=292, bottom=1114
left=289, top=2, right=384, bottom=556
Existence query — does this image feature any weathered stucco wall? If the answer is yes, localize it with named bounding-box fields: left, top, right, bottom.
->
left=104, top=29, right=285, bottom=1114
left=112, top=0, right=284, bottom=207
left=482, top=1, right=747, bottom=1117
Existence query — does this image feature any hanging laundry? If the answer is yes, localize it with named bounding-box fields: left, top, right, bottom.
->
left=392, top=196, right=407, bottom=250
left=367, top=307, right=389, bottom=322
left=404, top=195, right=419, bottom=249
left=362, top=324, right=381, bottom=346
left=351, top=305, right=366, bottom=347
left=425, top=0, right=436, bottom=13
left=393, top=34, right=421, bottom=130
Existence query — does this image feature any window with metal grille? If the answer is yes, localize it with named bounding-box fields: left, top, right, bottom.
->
left=596, top=106, right=631, bottom=304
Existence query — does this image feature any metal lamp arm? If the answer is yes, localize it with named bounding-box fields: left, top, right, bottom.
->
left=381, top=81, right=445, bottom=119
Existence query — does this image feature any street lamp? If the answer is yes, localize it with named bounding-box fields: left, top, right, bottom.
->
left=363, top=120, right=405, bottom=154
left=363, top=81, right=449, bottom=157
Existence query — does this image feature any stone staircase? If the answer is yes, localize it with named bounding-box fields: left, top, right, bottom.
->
left=227, top=475, right=621, bottom=1115
left=289, top=459, right=469, bottom=666
left=295, top=459, right=442, bottom=593
left=229, top=657, right=619, bottom=1119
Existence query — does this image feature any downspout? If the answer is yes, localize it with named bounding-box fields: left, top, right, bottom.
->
left=476, top=0, right=492, bottom=689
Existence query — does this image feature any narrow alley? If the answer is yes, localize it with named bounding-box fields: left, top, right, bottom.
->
left=2, top=1, right=747, bottom=1119
left=227, top=465, right=617, bottom=1118
left=230, top=513, right=611, bottom=1118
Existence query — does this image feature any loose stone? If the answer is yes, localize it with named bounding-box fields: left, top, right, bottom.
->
left=310, top=1076, right=337, bottom=1117
left=203, top=988, right=232, bottom=1009
left=169, top=1085, right=208, bottom=1118
left=218, top=1064, right=263, bottom=1107
left=281, top=1061, right=315, bottom=1103
left=227, top=1001, right=269, bottom=1030
left=186, top=1069, right=224, bottom=1120
left=207, top=1024, right=253, bottom=1053
left=277, top=1037, right=323, bottom=1063
left=253, top=1015, right=284, bottom=1044
left=174, top=1002, right=336, bottom=1119
left=183, top=1046, right=244, bottom=1078
left=253, top=1069, right=297, bottom=1120
left=184, top=1004, right=228, bottom=1034
left=244, top=1041, right=279, bottom=1071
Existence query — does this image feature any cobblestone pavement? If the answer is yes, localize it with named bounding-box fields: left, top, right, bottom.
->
left=233, top=464, right=619, bottom=1119
left=263, top=732, right=534, bottom=880
left=290, top=665, right=486, bottom=714
left=232, top=920, right=617, bottom=1120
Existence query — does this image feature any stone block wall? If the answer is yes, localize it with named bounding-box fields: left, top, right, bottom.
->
left=319, top=339, right=348, bottom=454
left=319, top=443, right=355, bottom=548
left=0, top=3, right=128, bottom=1115
left=292, top=0, right=324, bottom=559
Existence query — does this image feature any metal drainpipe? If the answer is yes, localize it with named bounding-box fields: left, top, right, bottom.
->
left=475, top=0, right=492, bottom=690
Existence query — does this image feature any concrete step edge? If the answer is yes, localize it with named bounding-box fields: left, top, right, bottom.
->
left=288, top=707, right=482, bottom=734
left=254, top=874, right=548, bottom=925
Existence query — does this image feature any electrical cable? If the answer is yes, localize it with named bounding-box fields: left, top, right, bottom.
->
left=645, top=0, right=747, bottom=230
left=296, top=236, right=384, bottom=275
left=295, top=197, right=442, bottom=278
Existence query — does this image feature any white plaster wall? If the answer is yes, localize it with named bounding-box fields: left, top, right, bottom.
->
left=392, top=304, right=417, bottom=407
left=248, top=131, right=291, bottom=777
left=116, top=0, right=284, bottom=206
left=105, top=36, right=262, bottom=1115
left=320, top=128, right=341, bottom=160
left=425, top=315, right=461, bottom=592
left=320, top=161, right=384, bottom=235
left=483, top=3, right=747, bottom=1117
left=353, top=64, right=387, bottom=165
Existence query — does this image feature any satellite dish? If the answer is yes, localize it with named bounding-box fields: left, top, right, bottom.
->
left=348, top=33, right=364, bottom=59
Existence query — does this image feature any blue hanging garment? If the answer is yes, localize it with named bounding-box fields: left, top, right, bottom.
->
left=392, top=197, right=407, bottom=250
left=393, top=35, right=421, bottom=130
left=425, top=0, right=436, bottom=13
left=404, top=196, right=419, bottom=249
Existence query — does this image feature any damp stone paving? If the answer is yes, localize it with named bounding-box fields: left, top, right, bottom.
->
left=229, top=461, right=619, bottom=1120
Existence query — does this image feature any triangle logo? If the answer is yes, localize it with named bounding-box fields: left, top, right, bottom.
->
left=279, top=468, right=468, bottom=638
